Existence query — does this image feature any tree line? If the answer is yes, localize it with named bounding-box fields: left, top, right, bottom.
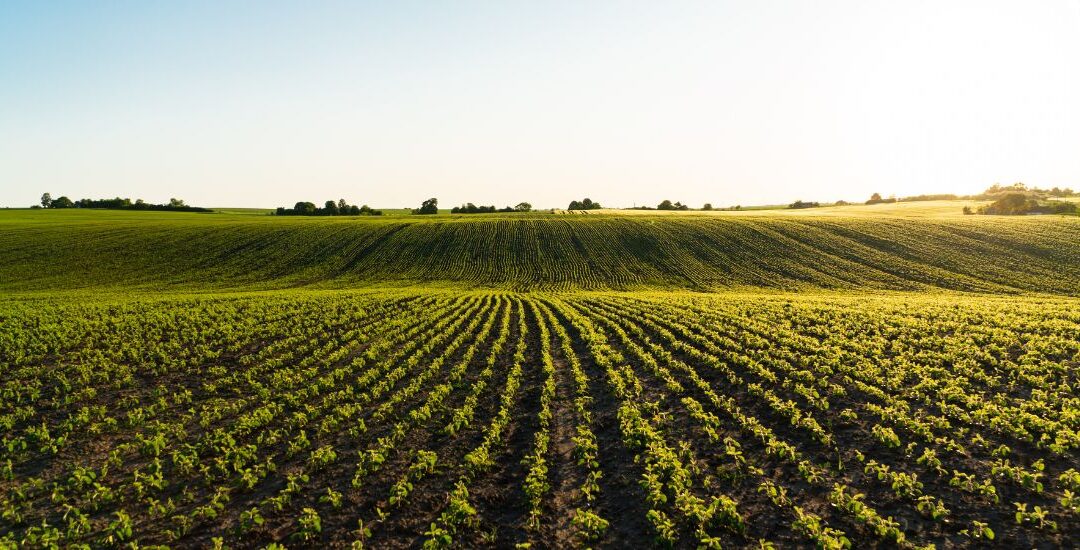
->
left=36, top=193, right=209, bottom=212
left=451, top=202, right=532, bottom=214
left=36, top=183, right=1076, bottom=218
left=275, top=199, right=381, bottom=216
left=868, top=184, right=1076, bottom=205
left=793, top=184, right=1079, bottom=212
left=964, top=193, right=1076, bottom=216
left=418, top=197, right=713, bottom=213
left=628, top=200, right=720, bottom=211
left=410, top=198, right=536, bottom=215
left=567, top=198, right=602, bottom=210
left=411, top=187, right=1076, bottom=215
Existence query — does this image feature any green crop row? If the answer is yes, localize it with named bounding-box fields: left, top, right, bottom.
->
left=0, top=290, right=1077, bottom=547
left=3, top=210, right=1080, bottom=293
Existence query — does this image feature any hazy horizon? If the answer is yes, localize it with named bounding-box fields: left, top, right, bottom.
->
left=3, top=1, right=1079, bottom=209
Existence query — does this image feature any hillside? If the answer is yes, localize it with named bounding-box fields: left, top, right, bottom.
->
left=2, top=208, right=1079, bottom=293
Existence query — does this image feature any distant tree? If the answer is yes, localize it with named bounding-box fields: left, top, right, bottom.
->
left=865, top=192, right=895, bottom=205
left=275, top=198, right=379, bottom=216
left=514, top=202, right=532, bottom=212
left=789, top=200, right=820, bottom=209
left=77, top=197, right=133, bottom=209
left=657, top=199, right=674, bottom=210
left=834, top=200, right=850, bottom=206
left=568, top=198, right=601, bottom=210
left=976, top=192, right=1074, bottom=215
left=413, top=198, right=439, bottom=215
left=962, top=206, right=973, bottom=215
left=702, top=203, right=713, bottom=211
left=37, top=194, right=206, bottom=212
left=451, top=203, right=499, bottom=214
left=981, top=193, right=1031, bottom=215
left=974, top=183, right=1074, bottom=200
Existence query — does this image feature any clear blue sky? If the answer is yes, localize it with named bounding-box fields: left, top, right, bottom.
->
left=2, top=1, right=1079, bottom=209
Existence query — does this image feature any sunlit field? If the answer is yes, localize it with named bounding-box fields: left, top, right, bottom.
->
left=2, top=207, right=1079, bottom=548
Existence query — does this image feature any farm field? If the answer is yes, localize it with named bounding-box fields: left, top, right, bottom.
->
left=1, top=208, right=1078, bottom=548
left=2, top=208, right=1079, bottom=293
left=1, top=290, right=1078, bottom=548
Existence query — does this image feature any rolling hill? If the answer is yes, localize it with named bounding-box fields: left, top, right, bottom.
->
left=2, top=207, right=1078, bottom=294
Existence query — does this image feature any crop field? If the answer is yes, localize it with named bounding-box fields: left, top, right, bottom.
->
left=1, top=207, right=1078, bottom=548
left=2, top=289, right=1078, bottom=548
left=2, top=209, right=1080, bottom=293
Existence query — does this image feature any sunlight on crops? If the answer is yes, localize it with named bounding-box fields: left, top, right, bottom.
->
left=1, top=290, right=1077, bottom=547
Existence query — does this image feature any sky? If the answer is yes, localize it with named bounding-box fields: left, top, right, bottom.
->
left=2, top=1, right=1079, bottom=209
